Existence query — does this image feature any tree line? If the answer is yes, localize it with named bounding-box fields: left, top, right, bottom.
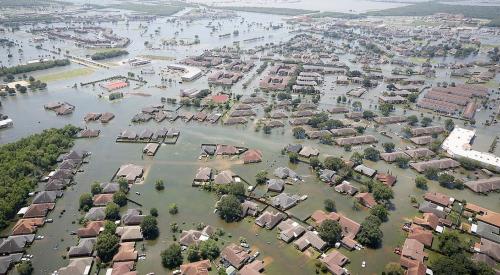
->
left=0, top=59, right=70, bottom=77
left=91, top=50, right=129, bottom=61
left=0, top=125, right=79, bottom=229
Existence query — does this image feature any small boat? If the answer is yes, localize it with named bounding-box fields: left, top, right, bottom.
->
left=362, top=261, right=366, bottom=268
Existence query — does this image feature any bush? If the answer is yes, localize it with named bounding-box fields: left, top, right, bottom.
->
left=324, top=199, right=336, bottom=212
left=255, top=171, right=268, bottom=185
left=424, top=167, right=439, bottom=180
left=292, top=127, right=306, bottom=139
left=155, top=179, right=165, bottom=191
left=16, top=262, right=33, bottom=275
left=91, top=182, right=102, bottom=195
left=415, top=176, right=428, bottom=190
left=150, top=208, right=158, bottom=217
left=288, top=152, right=299, bottom=163
left=169, top=203, right=178, bottom=215
left=363, top=147, right=380, bottom=161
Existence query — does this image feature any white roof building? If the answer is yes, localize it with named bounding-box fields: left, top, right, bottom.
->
left=442, top=127, right=500, bottom=172
left=165, top=64, right=202, bottom=82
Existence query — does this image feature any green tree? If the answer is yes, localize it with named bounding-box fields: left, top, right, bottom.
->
left=372, top=183, right=394, bottom=202
left=362, top=110, right=376, bottom=119
left=324, top=199, right=336, bottom=212
left=103, top=221, right=117, bottom=235
left=155, top=179, right=165, bottom=191
left=458, top=158, right=478, bottom=170
left=363, top=147, right=380, bottom=161
left=255, top=171, right=268, bottom=185
left=105, top=202, right=120, bottom=220
left=113, top=191, right=128, bottom=207
left=355, top=126, right=365, bottom=134
left=199, top=239, right=220, bottom=260
left=229, top=182, right=245, bottom=197
left=169, top=203, right=179, bottom=215
left=288, top=152, right=299, bottom=163
left=161, top=243, right=183, bottom=269
left=438, top=173, right=455, bottom=188
left=292, top=127, right=306, bottom=139
left=150, top=208, right=159, bottom=217
left=318, top=219, right=342, bottom=246
left=16, top=261, right=33, bottom=275
left=370, top=205, right=389, bottom=222
left=186, top=245, right=201, bottom=262
left=424, top=167, right=439, bottom=180
left=408, top=93, right=418, bottom=103
left=141, top=215, right=159, bottom=240
left=79, top=193, right=93, bottom=211
left=323, top=157, right=345, bottom=171
left=382, top=142, right=395, bottom=153
left=421, top=117, right=433, bottom=127
left=407, top=115, right=418, bottom=126
left=309, top=157, right=321, bottom=169
left=429, top=140, right=442, bottom=152
left=415, top=176, right=428, bottom=190
left=96, top=232, right=120, bottom=262
left=395, top=156, right=409, bottom=168
left=437, top=230, right=464, bottom=256
left=216, top=195, right=242, bottom=222
left=91, top=182, right=102, bottom=195
left=118, top=178, right=129, bottom=192
left=350, top=152, right=364, bottom=166
left=444, top=118, right=455, bottom=132
left=357, top=215, right=383, bottom=248
left=379, top=103, right=394, bottom=116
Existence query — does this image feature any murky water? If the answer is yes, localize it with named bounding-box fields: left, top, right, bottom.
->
left=0, top=9, right=499, bottom=275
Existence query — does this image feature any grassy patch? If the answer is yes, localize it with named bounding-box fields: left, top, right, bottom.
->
left=220, top=6, right=317, bottom=16
left=365, top=2, right=500, bottom=21
left=38, top=68, right=94, bottom=82
left=310, top=12, right=363, bottom=19
left=113, top=2, right=190, bottom=16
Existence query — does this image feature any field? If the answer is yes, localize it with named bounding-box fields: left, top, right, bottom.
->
left=365, top=2, right=500, bottom=21
left=220, top=6, right=317, bottom=16
left=113, top=2, right=190, bottom=16
left=38, top=68, right=94, bottom=82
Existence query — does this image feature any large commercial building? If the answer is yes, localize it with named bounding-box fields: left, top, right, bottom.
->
left=442, top=127, right=500, bottom=172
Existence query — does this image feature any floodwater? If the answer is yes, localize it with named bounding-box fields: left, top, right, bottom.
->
left=188, top=0, right=408, bottom=13
left=0, top=8, right=499, bottom=275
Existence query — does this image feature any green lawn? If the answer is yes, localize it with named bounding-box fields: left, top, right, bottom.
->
left=38, top=68, right=94, bottom=82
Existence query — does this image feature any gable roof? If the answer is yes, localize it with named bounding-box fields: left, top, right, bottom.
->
left=113, top=242, right=138, bottom=262
left=255, top=211, right=285, bottom=230
left=221, top=243, right=250, bottom=269
left=68, top=238, right=96, bottom=258
left=57, top=257, right=93, bottom=275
